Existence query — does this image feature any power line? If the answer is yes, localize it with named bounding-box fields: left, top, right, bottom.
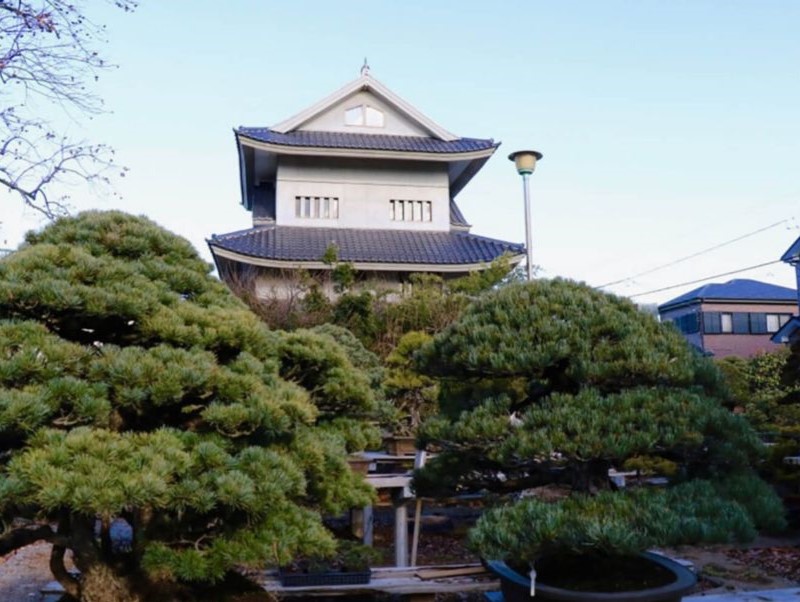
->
left=627, top=260, right=782, bottom=299
left=597, top=219, right=792, bottom=289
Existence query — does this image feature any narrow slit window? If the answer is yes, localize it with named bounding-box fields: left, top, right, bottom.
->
left=390, top=199, right=432, bottom=222
left=294, top=196, right=340, bottom=220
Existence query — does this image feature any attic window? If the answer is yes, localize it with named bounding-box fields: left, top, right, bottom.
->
left=344, top=104, right=384, bottom=128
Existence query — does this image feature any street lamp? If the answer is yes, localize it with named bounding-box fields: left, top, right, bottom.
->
left=508, top=150, right=543, bottom=281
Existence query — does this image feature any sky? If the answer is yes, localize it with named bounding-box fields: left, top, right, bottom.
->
left=2, top=1, right=799, bottom=306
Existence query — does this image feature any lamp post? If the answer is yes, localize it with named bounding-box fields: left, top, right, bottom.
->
left=508, top=150, right=543, bottom=281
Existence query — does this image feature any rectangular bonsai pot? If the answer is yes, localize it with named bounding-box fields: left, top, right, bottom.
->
left=278, top=568, right=372, bottom=587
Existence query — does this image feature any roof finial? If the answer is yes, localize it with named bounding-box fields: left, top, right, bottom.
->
left=360, top=57, right=370, bottom=77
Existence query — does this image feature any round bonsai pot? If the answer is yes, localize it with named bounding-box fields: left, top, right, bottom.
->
left=484, top=552, right=696, bottom=602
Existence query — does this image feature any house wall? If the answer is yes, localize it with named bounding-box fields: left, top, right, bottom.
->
left=659, top=305, right=704, bottom=351
left=275, top=156, right=450, bottom=231
left=700, top=301, right=798, bottom=358
left=298, top=91, right=430, bottom=137
left=254, top=270, right=405, bottom=302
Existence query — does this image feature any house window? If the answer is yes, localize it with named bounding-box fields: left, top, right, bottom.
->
left=345, top=106, right=363, bottom=126
left=702, top=311, right=793, bottom=335
left=670, top=313, right=700, bottom=334
left=344, top=104, right=384, bottom=127
left=766, top=313, right=791, bottom=333
left=295, top=196, right=339, bottom=219
left=390, top=200, right=432, bottom=222
left=365, top=106, right=384, bottom=127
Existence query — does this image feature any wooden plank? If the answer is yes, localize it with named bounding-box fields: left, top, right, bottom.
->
left=415, top=566, right=487, bottom=580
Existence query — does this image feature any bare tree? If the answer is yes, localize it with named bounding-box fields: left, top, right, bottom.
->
left=0, top=1, right=136, bottom=219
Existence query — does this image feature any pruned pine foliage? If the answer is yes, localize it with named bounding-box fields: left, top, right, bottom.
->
left=413, top=279, right=784, bottom=561
left=0, top=211, right=377, bottom=600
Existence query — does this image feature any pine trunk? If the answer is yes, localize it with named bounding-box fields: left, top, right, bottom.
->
left=79, top=564, right=144, bottom=602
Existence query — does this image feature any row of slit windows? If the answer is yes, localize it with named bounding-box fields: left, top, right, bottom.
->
left=295, top=196, right=339, bottom=219
left=294, top=197, right=433, bottom=222
left=390, top=199, right=432, bottom=222
left=671, top=311, right=792, bottom=335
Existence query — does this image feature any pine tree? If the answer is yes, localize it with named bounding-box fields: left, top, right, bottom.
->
left=413, top=279, right=784, bottom=564
left=0, top=211, right=378, bottom=602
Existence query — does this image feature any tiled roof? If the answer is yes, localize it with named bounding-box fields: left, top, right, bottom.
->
left=209, top=226, right=523, bottom=266
left=781, top=236, right=800, bottom=264
left=449, top=200, right=470, bottom=228
left=236, top=128, right=496, bottom=154
left=659, top=279, right=798, bottom=311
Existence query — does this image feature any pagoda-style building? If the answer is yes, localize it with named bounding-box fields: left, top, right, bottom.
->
left=208, top=66, right=524, bottom=297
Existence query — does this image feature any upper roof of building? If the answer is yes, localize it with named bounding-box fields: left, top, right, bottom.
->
left=235, top=69, right=499, bottom=210
left=236, top=128, right=496, bottom=155
left=781, top=236, right=800, bottom=264
left=658, top=278, right=798, bottom=312
left=208, top=226, right=523, bottom=270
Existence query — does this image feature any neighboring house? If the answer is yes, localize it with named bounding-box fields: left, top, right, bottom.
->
left=207, top=67, right=524, bottom=299
left=772, top=236, right=800, bottom=345
left=658, top=279, right=798, bottom=358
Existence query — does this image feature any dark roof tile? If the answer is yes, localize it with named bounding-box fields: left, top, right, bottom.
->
left=209, top=226, right=522, bottom=266
left=237, top=128, right=496, bottom=154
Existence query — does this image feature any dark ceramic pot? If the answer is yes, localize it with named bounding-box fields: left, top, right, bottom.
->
left=484, top=552, right=696, bottom=602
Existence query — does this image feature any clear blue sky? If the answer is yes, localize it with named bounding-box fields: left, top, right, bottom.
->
left=3, top=1, right=799, bottom=305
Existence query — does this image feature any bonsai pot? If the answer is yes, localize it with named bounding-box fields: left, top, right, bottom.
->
left=346, top=453, right=371, bottom=476
left=383, top=435, right=416, bottom=456
left=484, top=552, right=696, bottom=602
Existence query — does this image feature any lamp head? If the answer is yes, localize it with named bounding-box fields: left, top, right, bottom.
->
left=508, top=150, right=543, bottom=175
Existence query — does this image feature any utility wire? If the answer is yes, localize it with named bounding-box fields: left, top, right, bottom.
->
left=597, top=219, right=791, bottom=289
left=627, top=260, right=782, bottom=299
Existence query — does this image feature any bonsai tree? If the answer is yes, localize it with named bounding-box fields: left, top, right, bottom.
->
left=383, top=331, right=438, bottom=438
left=0, top=211, right=378, bottom=602
left=413, top=279, right=785, bottom=594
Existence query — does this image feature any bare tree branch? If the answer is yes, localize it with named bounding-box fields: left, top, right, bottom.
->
left=0, top=1, right=137, bottom=219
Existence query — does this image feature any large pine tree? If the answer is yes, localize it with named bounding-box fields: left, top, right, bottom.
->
left=413, top=279, right=784, bottom=564
left=0, top=211, right=377, bottom=602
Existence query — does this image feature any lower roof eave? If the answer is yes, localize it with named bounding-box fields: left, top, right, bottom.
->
left=209, top=245, right=524, bottom=274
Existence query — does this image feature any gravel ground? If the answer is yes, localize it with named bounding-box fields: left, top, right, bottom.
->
left=0, top=542, right=64, bottom=602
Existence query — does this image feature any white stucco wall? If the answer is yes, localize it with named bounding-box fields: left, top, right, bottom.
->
left=298, top=91, right=430, bottom=137
left=275, top=156, right=450, bottom=231
left=254, top=271, right=403, bottom=301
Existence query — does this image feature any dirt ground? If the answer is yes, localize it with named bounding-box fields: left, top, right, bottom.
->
left=2, top=534, right=799, bottom=601
left=0, top=542, right=66, bottom=601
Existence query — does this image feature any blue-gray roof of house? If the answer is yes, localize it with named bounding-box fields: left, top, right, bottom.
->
left=236, top=128, right=497, bottom=154
left=658, top=278, right=798, bottom=311
left=781, top=236, right=800, bottom=264
left=209, top=226, right=523, bottom=266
